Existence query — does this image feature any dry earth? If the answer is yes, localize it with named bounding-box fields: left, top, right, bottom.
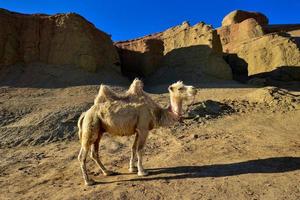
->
left=0, top=82, right=300, bottom=200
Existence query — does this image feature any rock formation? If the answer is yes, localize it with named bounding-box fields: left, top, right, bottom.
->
left=1, top=8, right=299, bottom=86
left=217, top=18, right=265, bottom=53
left=0, top=8, right=120, bottom=73
left=115, top=37, right=164, bottom=77
left=228, top=34, right=300, bottom=81
left=264, top=24, right=300, bottom=47
left=222, top=10, right=269, bottom=27
left=219, top=10, right=300, bottom=82
left=115, top=21, right=232, bottom=84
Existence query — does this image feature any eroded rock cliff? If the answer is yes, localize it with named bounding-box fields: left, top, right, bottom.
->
left=219, top=10, right=300, bottom=82
left=217, top=18, right=265, bottom=53
left=228, top=34, right=300, bottom=81
left=115, top=21, right=232, bottom=84
left=0, top=9, right=120, bottom=73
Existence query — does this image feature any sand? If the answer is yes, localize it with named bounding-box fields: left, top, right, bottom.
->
left=0, top=82, right=299, bottom=200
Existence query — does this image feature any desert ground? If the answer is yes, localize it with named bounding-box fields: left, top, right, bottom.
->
left=0, top=81, right=299, bottom=200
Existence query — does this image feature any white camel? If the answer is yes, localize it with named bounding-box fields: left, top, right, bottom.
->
left=77, top=79, right=196, bottom=186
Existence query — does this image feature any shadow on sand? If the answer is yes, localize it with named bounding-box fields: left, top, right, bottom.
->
left=98, top=157, right=300, bottom=184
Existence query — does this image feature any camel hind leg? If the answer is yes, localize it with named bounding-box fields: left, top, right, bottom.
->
left=90, top=133, right=114, bottom=176
left=78, top=109, right=101, bottom=186
left=78, top=146, right=95, bottom=186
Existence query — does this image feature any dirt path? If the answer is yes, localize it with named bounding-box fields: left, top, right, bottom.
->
left=0, top=84, right=299, bottom=200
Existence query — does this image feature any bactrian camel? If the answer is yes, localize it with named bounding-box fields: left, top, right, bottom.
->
left=77, top=79, right=196, bottom=186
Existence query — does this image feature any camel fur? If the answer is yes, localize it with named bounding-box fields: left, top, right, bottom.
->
left=94, top=78, right=144, bottom=104
left=77, top=79, right=196, bottom=186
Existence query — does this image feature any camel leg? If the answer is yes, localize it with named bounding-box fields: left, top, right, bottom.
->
left=78, top=146, right=95, bottom=186
left=129, top=133, right=138, bottom=173
left=136, top=130, right=149, bottom=176
left=90, top=135, right=113, bottom=176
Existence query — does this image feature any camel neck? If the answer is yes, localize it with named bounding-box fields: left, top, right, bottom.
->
left=169, top=95, right=183, bottom=116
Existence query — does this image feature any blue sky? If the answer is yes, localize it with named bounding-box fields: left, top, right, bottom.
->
left=1, top=0, right=300, bottom=41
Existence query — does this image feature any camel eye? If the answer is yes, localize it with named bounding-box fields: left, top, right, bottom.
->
left=178, top=87, right=184, bottom=91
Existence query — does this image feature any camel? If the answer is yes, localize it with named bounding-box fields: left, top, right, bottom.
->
left=77, top=79, right=196, bottom=186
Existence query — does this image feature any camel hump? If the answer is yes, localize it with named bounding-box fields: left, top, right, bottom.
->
left=94, top=84, right=120, bottom=104
left=126, top=78, right=144, bottom=95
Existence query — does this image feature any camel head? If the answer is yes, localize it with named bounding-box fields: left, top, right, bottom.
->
left=168, top=81, right=197, bottom=119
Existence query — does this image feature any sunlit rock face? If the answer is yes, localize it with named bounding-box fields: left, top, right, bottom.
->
left=221, top=10, right=269, bottom=27
left=218, top=10, right=300, bottom=82
left=115, top=21, right=232, bottom=84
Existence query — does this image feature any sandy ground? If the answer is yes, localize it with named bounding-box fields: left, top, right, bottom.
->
left=0, top=82, right=300, bottom=200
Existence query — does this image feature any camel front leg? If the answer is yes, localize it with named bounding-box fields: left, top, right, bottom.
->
left=129, top=133, right=138, bottom=173
left=136, top=130, right=149, bottom=176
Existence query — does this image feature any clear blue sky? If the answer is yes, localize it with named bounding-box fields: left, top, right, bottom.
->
left=1, top=0, right=300, bottom=41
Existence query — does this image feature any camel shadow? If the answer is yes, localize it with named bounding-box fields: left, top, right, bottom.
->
left=116, top=157, right=300, bottom=183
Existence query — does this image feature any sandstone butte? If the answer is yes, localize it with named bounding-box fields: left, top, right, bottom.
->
left=0, top=8, right=120, bottom=73
left=115, top=9, right=300, bottom=83
left=115, top=21, right=233, bottom=83
left=217, top=10, right=300, bottom=82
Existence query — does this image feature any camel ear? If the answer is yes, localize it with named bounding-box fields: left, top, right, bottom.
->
left=168, top=86, right=173, bottom=92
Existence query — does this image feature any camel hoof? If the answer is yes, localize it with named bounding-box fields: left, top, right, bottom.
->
left=85, top=179, right=95, bottom=186
left=103, top=170, right=114, bottom=176
left=129, top=167, right=138, bottom=173
left=138, top=170, right=149, bottom=176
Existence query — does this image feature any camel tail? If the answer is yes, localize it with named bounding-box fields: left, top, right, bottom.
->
left=77, top=112, right=85, bottom=142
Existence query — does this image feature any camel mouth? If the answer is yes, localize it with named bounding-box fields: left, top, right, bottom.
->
left=186, top=86, right=197, bottom=97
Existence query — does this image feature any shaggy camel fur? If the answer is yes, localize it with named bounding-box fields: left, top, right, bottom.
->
left=77, top=80, right=196, bottom=186
left=94, top=78, right=144, bottom=104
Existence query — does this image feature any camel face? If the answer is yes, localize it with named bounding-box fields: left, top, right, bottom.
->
left=168, top=81, right=197, bottom=100
left=167, top=81, right=196, bottom=117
